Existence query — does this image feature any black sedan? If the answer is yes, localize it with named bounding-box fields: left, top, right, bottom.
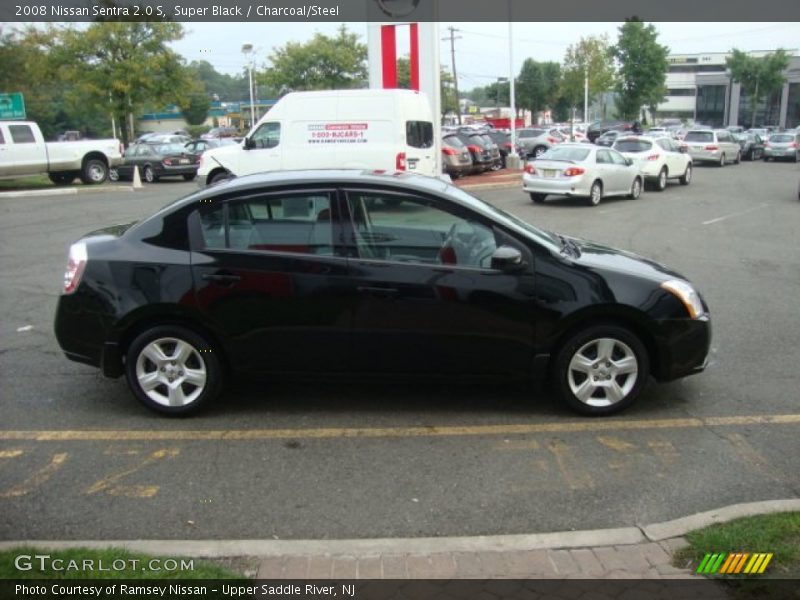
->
left=109, top=142, right=201, bottom=183
left=734, top=132, right=765, bottom=161
left=55, top=170, right=711, bottom=416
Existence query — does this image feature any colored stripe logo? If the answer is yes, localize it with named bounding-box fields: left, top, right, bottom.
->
left=697, top=552, right=773, bottom=574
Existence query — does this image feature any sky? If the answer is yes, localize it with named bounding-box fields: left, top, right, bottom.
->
left=170, top=22, right=800, bottom=91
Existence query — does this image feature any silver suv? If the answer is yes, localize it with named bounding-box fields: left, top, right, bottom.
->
left=682, top=129, right=741, bottom=166
left=515, top=128, right=565, bottom=159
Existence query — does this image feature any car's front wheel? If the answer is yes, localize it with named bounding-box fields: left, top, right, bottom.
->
left=654, top=167, right=667, bottom=192
left=679, top=164, right=692, bottom=185
left=628, top=177, right=642, bottom=199
left=125, top=325, right=223, bottom=416
left=553, top=324, right=649, bottom=416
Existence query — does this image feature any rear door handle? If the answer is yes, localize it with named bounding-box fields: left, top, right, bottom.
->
left=357, top=286, right=399, bottom=298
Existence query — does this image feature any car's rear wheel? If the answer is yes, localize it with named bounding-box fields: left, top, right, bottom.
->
left=183, top=173, right=196, bottom=181
left=719, top=153, right=726, bottom=167
left=734, top=150, right=741, bottom=164
left=655, top=167, right=667, bottom=192
left=143, top=165, right=156, bottom=183
left=679, top=164, right=692, bottom=185
left=587, top=181, right=602, bottom=206
left=628, top=177, right=642, bottom=199
left=48, top=172, right=75, bottom=186
left=553, top=325, right=649, bottom=416
left=125, top=325, right=222, bottom=416
left=530, top=193, right=547, bottom=204
left=81, top=158, right=108, bottom=185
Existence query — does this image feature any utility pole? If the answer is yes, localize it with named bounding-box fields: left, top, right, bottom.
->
left=443, top=26, right=462, bottom=125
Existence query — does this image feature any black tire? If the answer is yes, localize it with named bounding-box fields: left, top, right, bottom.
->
left=108, top=168, right=120, bottom=182
left=125, top=325, right=223, bottom=416
left=48, top=172, right=75, bottom=186
left=209, top=171, right=231, bottom=185
left=718, top=153, right=726, bottom=167
left=80, top=158, right=108, bottom=185
left=530, top=193, right=547, bottom=204
left=183, top=173, right=196, bottom=181
left=679, top=163, right=692, bottom=185
left=734, top=150, right=741, bottom=164
left=553, top=324, right=650, bottom=416
left=628, top=177, right=642, bottom=199
left=587, top=180, right=602, bottom=207
left=143, top=165, right=157, bottom=183
left=655, top=167, right=667, bottom=192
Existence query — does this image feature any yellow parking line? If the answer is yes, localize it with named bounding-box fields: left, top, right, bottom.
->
left=0, top=452, right=68, bottom=498
left=0, top=414, right=798, bottom=443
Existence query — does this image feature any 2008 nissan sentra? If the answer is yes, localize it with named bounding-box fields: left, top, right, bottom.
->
left=54, top=170, right=711, bottom=416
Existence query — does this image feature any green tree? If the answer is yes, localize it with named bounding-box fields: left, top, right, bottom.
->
left=611, top=19, right=669, bottom=122
left=516, top=59, right=561, bottom=121
left=561, top=35, right=616, bottom=120
left=188, top=60, right=250, bottom=101
left=726, top=49, right=789, bottom=128
left=178, top=81, right=211, bottom=126
left=261, top=25, right=367, bottom=92
left=60, top=22, right=188, bottom=144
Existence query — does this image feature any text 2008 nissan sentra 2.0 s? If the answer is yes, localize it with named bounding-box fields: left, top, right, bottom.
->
left=55, top=170, right=711, bottom=416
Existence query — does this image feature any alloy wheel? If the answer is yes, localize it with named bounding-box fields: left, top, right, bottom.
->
left=135, top=337, right=207, bottom=408
left=567, top=338, right=638, bottom=408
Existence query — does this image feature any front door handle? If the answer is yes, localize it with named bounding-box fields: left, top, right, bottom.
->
left=357, top=286, right=399, bottom=298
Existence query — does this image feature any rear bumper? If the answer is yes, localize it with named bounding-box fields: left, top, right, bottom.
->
left=522, top=173, right=590, bottom=196
left=764, top=147, right=797, bottom=158
left=156, top=165, right=198, bottom=177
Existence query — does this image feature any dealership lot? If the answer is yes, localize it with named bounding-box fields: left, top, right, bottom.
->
left=1, top=162, right=798, bottom=541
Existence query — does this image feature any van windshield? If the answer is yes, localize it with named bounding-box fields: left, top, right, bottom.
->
left=407, top=121, right=433, bottom=148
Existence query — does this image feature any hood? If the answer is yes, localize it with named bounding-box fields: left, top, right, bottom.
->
left=202, top=143, right=242, bottom=169
left=567, top=236, right=686, bottom=283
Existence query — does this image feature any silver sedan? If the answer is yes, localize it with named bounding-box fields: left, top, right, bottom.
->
left=522, top=143, right=644, bottom=207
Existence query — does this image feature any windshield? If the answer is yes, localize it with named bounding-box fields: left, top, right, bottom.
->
left=684, top=131, right=714, bottom=143
left=541, top=146, right=591, bottom=161
left=614, top=139, right=652, bottom=153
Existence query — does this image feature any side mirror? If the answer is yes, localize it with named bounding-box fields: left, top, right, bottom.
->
left=244, top=137, right=255, bottom=150
left=490, top=245, right=526, bottom=272
left=625, top=157, right=634, bottom=166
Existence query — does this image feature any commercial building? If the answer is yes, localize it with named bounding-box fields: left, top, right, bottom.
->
left=658, top=50, right=800, bottom=128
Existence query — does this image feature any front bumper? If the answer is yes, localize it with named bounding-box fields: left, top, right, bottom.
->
left=652, top=316, right=712, bottom=382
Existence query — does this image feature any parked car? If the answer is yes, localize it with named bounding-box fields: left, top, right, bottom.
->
left=595, top=130, right=622, bottom=147
left=0, top=121, right=122, bottom=185
left=515, top=128, right=564, bottom=159
left=682, top=129, right=741, bottom=166
left=441, top=134, right=473, bottom=178
left=453, top=130, right=494, bottom=173
left=477, top=133, right=503, bottom=170
left=733, top=132, right=765, bottom=161
left=145, top=134, right=191, bottom=145
left=763, top=132, right=800, bottom=162
left=613, top=135, right=692, bottom=191
left=109, top=142, right=200, bottom=183
left=586, top=120, right=633, bottom=143
left=54, top=169, right=710, bottom=417
left=201, top=126, right=239, bottom=140
left=486, top=130, right=513, bottom=168
left=522, top=143, right=644, bottom=206
left=184, top=138, right=239, bottom=156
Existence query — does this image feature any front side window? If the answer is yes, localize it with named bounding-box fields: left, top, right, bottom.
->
left=0, top=128, right=5, bottom=144
left=406, top=121, right=433, bottom=148
left=250, top=122, right=281, bottom=149
left=9, top=125, right=35, bottom=144
left=346, top=191, right=497, bottom=269
left=596, top=150, right=612, bottom=164
left=608, top=150, right=629, bottom=166
left=199, top=192, right=333, bottom=255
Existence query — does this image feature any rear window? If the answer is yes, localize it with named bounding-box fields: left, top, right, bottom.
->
left=152, top=143, right=186, bottom=155
left=614, top=139, right=652, bottom=153
left=684, top=131, right=714, bottom=143
left=443, top=135, right=466, bottom=149
left=769, top=134, right=793, bottom=143
left=541, top=146, right=591, bottom=161
left=406, top=121, right=433, bottom=149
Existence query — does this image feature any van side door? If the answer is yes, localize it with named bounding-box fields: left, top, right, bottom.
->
left=240, top=122, right=282, bottom=176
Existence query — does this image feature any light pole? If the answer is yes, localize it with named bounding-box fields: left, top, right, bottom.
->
left=583, top=64, right=589, bottom=124
left=507, top=1, right=520, bottom=169
left=241, top=43, right=256, bottom=129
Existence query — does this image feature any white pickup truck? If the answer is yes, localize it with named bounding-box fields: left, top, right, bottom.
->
left=0, top=121, right=123, bottom=185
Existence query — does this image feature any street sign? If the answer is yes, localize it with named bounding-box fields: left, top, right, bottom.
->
left=0, top=93, right=26, bottom=119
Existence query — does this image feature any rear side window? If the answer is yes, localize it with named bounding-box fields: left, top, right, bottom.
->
left=684, top=131, right=714, bottom=143
left=406, top=121, right=433, bottom=148
left=9, top=125, right=35, bottom=144
left=615, top=139, right=652, bottom=153
left=199, top=192, right=333, bottom=255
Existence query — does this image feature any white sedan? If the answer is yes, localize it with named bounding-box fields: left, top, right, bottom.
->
left=612, top=135, right=693, bottom=191
left=522, top=143, right=644, bottom=207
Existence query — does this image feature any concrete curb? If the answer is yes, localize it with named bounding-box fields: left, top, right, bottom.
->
left=0, top=185, right=135, bottom=199
left=456, top=181, right=520, bottom=191
left=1, top=499, right=797, bottom=558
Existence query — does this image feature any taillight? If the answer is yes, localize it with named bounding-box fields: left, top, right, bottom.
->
left=547, top=137, right=558, bottom=144
left=790, top=142, right=798, bottom=148
left=63, top=243, right=87, bottom=295
left=524, top=163, right=536, bottom=174
left=163, top=159, right=173, bottom=166
left=563, top=167, right=585, bottom=177
left=504, top=142, right=513, bottom=149
left=466, top=145, right=481, bottom=153
left=442, top=147, right=457, bottom=156
left=395, top=152, right=406, bottom=171
left=705, top=145, right=719, bottom=151
left=646, top=154, right=659, bottom=161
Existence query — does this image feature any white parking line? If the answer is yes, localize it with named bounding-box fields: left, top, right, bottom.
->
left=702, top=203, right=768, bottom=225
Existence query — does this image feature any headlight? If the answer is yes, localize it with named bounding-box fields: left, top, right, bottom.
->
left=661, top=280, right=705, bottom=319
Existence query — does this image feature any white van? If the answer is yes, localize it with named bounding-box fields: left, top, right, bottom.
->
left=197, top=89, right=436, bottom=185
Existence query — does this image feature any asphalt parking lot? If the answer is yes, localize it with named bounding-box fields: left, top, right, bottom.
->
left=1, top=161, right=798, bottom=541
